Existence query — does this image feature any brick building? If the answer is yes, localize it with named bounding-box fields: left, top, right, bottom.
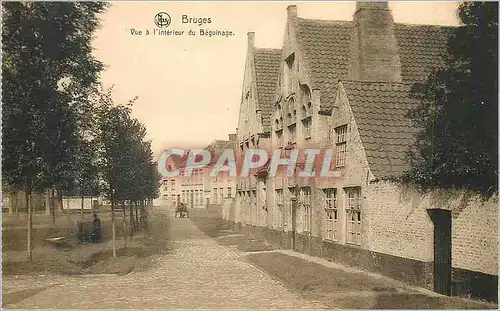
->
left=158, top=153, right=183, bottom=206
left=158, top=134, right=237, bottom=209
left=205, top=136, right=238, bottom=207
left=227, top=3, right=498, bottom=302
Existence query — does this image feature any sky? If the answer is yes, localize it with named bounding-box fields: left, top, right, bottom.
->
left=90, top=1, right=461, bottom=160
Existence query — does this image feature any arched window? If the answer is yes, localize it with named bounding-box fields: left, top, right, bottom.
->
left=301, top=84, right=312, bottom=113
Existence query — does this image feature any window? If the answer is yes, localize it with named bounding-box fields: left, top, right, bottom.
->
left=300, top=187, right=312, bottom=232
left=220, top=188, right=224, bottom=203
left=302, top=117, right=312, bottom=139
left=170, top=180, right=175, bottom=190
left=335, top=125, right=348, bottom=167
left=285, top=187, right=295, bottom=227
left=227, top=187, right=232, bottom=198
left=324, top=188, right=338, bottom=241
left=285, top=53, right=295, bottom=93
left=275, top=130, right=283, bottom=147
left=276, top=189, right=284, bottom=228
left=288, top=124, right=297, bottom=144
left=252, top=190, right=257, bottom=224
left=345, top=187, right=362, bottom=245
left=213, top=188, right=218, bottom=203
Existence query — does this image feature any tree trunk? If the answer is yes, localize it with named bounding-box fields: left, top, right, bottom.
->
left=44, top=189, right=50, bottom=215
left=122, top=202, right=127, bottom=247
left=129, top=203, right=135, bottom=237
left=16, top=191, right=19, bottom=218
left=81, top=193, right=84, bottom=220
left=26, top=190, right=32, bottom=262
left=51, top=189, right=56, bottom=224
left=67, top=196, right=71, bottom=236
left=111, top=199, right=116, bottom=258
left=135, top=203, right=139, bottom=228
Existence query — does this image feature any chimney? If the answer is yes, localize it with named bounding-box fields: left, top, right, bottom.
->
left=350, top=1, right=402, bottom=82
left=228, top=134, right=237, bottom=142
left=247, top=32, right=255, bottom=49
left=287, top=5, right=297, bottom=19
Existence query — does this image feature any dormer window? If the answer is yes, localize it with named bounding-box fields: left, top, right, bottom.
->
left=285, top=53, right=295, bottom=68
left=302, top=117, right=312, bottom=139
left=288, top=123, right=297, bottom=144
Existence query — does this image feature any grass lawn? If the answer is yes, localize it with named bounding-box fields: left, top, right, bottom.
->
left=2, top=207, right=171, bottom=276
left=246, top=252, right=497, bottom=309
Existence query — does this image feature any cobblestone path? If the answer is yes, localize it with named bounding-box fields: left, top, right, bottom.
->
left=3, top=206, right=325, bottom=309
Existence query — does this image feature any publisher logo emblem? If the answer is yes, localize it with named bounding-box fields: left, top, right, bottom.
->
left=154, top=12, right=171, bottom=28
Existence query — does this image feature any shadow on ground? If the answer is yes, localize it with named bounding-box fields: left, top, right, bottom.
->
left=2, top=285, right=59, bottom=307
left=190, top=208, right=274, bottom=252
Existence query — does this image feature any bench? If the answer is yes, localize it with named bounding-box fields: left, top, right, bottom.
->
left=44, top=236, right=68, bottom=248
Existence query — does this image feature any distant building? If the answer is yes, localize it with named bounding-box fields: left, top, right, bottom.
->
left=157, top=153, right=183, bottom=206
left=157, top=134, right=237, bottom=209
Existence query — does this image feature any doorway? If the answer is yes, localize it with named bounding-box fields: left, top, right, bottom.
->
left=427, top=208, right=452, bottom=295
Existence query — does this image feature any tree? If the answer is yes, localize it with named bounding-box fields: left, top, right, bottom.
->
left=406, top=2, right=498, bottom=195
left=96, top=85, right=143, bottom=257
left=2, top=2, right=108, bottom=260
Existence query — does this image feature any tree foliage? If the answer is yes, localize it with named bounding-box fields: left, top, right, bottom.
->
left=95, top=85, right=159, bottom=206
left=2, top=1, right=109, bottom=260
left=2, top=2, right=109, bottom=193
left=406, top=2, right=498, bottom=195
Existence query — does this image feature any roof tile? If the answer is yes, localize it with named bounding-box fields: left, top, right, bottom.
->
left=254, top=48, right=282, bottom=132
left=341, top=81, right=422, bottom=180
left=294, top=18, right=454, bottom=111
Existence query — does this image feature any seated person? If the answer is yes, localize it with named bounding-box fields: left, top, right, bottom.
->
left=91, top=213, right=102, bottom=242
